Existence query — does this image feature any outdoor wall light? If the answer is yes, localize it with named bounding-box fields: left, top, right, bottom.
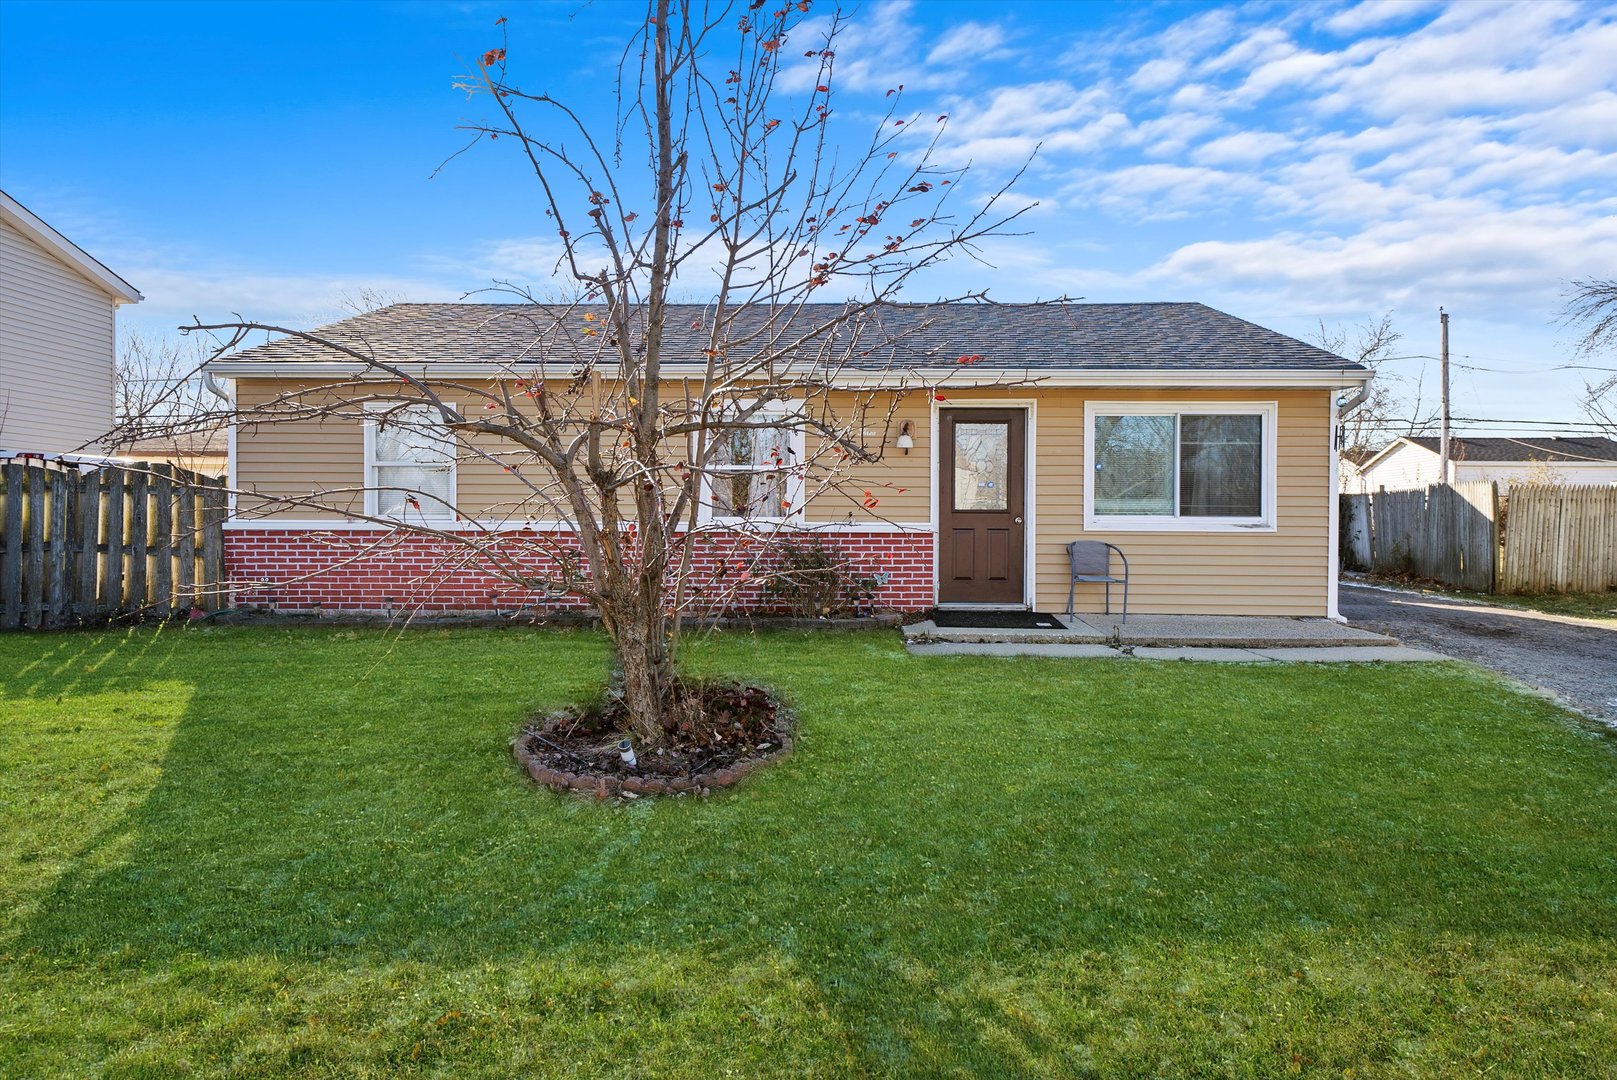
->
left=896, top=420, right=914, bottom=454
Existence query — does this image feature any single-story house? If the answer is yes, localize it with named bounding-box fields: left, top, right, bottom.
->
left=1343, top=435, right=1617, bottom=493
left=0, top=189, right=143, bottom=455
left=206, top=302, right=1371, bottom=618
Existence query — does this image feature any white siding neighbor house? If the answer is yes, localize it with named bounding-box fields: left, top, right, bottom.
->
left=0, top=190, right=142, bottom=454
left=1343, top=435, right=1617, bottom=492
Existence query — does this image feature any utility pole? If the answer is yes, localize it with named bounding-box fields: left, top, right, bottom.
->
left=1439, top=308, right=1451, bottom=485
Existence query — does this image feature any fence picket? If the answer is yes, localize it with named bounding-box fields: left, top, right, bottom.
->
left=152, top=466, right=174, bottom=616
left=25, top=465, right=46, bottom=629
left=127, top=467, right=150, bottom=611
left=47, top=468, right=70, bottom=627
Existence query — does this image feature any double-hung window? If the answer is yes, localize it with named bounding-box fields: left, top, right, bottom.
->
left=1084, top=402, right=1276, bottom=531
left=700, top=410, right=805, bottom=523
left=364, top=404, right=456, bottom=521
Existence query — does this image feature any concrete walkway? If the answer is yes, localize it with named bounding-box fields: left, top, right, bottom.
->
left=903, top=611, right=1445, bottom=662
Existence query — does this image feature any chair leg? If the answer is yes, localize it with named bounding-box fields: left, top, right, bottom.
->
left=1103, top=581, right=1110, bottom=615
left=1067, top=579, right=1075, bottom=616
left=1121, top=577, right=1128, bottom=624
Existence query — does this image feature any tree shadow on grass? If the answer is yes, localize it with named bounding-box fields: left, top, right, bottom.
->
left=7, top=629, right=1617, bottom=1074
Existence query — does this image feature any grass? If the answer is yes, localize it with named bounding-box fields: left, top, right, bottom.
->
left=2, top=625, right=1615, bottom=1078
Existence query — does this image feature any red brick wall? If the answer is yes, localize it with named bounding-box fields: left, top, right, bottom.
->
left=224, top=527, right=935, bottom=614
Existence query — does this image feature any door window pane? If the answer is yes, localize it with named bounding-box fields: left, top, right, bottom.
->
left=1180, top=414, right=1262, bottom=516
left=953, top=422, right=1009, bottom=511
left=1093, top=414, right=1175, bottom=515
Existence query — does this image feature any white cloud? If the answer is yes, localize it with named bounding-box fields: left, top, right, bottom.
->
left=926, top=21, right=1013, bottom=66
left=1323, top=0, right=1442, bottom=35
left=1190, top=131, right=1295, bottom=166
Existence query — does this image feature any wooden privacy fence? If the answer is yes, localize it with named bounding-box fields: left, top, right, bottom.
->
left=1343, top=481, right=1617, bottom=594
left=1341, top=482, right=1498, bottom=593
left=1, top=458, right=226, bottom=630
left=1498, top=484, right=1617, bottom=594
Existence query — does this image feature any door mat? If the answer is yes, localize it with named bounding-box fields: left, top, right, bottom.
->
left=930, top=610, right=1065, bottom=630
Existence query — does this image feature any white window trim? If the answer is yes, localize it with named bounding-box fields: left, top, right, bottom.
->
left=1083, top=400, right=1278, bottom=534
left=694, top=407, right=807, bottom=526
left=362, top=402, right=459, bottom=523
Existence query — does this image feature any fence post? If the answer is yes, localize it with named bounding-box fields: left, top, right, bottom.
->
left=201, top=477, right=227, bottom=610
left=1, top=463, right=20, bottom=630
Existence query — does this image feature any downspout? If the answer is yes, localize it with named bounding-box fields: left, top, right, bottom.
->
left=1328, top=382, right=1370, bottom=623
left=202, top=371, right=231, bottom=402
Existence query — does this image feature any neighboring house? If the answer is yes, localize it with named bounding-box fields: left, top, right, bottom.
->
left=1344, top=435, right=1617, bottom=492
left=117, top=428, right=229, bottom=477
left=0, top=190, right=142, bottom=454
left=206, top=302, right=1371, bottom=618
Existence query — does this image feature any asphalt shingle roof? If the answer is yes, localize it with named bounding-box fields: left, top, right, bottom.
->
left=1404, top=435, right=1617, bottom=463
left=213, top=301, right=1365, bottom=375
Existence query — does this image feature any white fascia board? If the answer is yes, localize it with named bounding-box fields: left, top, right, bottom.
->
left=0, top=189, right=143, bottom=304
left=208, top=360, right=1372, bottom=390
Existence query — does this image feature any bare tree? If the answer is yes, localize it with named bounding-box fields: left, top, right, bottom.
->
left=180, top=0, right=1035, bottom=744
left=1316, top=313, right=1435, bottom=462
left=112, top=332, right=222, bottom=471
left=1563, top=278, right=1617, bottom=434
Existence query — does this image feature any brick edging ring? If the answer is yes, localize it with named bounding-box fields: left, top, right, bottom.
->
left=511, top=730, right=794, bottom=798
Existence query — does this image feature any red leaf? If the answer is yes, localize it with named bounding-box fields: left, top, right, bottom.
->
left=494, top=16, right=506, bottom=25
left=481, top=47, right=506, bottom=66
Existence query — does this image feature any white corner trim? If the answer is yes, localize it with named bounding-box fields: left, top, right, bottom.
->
left=1328, top=392, right=1342, bottom=621
left=1082, top=400, right=1279, bottom=534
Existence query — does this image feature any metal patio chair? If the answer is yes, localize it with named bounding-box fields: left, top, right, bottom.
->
left=1066, top=541, right=1129, bottom=622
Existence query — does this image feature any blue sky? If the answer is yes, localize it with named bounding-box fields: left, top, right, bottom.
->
left=3, top=0, right=1615, bottom=435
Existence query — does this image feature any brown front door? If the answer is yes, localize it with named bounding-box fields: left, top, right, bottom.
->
left=938, top=408, right=1026, bottom=605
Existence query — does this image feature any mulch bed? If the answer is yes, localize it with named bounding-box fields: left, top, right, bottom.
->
left=513, top=681, right=795, bottom=799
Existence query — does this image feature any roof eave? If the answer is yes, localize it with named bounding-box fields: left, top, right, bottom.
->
left=205, top=359, right=1371, bottom=389
left=0, top=190, right=143, bottom=304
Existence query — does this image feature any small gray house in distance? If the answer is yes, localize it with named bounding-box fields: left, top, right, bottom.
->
left=1344, top=435, right=1617, bottom=492
left=206, top=302, right=1371, bottom=618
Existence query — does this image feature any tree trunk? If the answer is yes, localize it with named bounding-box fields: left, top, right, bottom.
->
left=606, top=600, right=673, bottom=745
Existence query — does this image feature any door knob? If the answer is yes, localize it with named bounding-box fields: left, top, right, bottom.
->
left=1014, top=516, right=1023, bottom=524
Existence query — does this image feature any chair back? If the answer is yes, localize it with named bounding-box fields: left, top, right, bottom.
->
left=1068, top=540, right=1111, bottom=577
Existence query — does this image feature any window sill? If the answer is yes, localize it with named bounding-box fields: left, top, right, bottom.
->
left=1084, top=516, right=1276, bottom=534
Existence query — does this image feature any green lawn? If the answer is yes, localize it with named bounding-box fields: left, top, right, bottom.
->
left=2, top=627, right=1615, bottom=1078
left=1353, top=574, right=1617, bottom=621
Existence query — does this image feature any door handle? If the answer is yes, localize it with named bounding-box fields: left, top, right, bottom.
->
left=1014, top=516, right=1023, bottom=524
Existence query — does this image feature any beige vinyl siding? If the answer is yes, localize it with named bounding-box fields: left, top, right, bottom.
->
left=234, top=380, right=364, bottom=517
left=231, top=377, right=1335, bottom=616
left=943, top=386, right=1331, bottom=617
left=1059, top=388, right=1329, bottom=616
left=802, top=390, right=931, bottom=524
left=232, top=378, right=937, bottom=523
left=0, top=215, right=118, bottom=453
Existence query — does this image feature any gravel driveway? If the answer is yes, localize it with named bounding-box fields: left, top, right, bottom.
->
left=1339, top=582, right=1617, bottom=726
